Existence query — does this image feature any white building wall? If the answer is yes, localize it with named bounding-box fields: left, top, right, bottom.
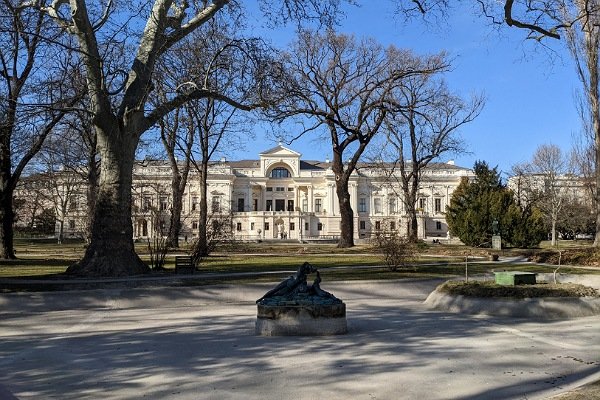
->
left=46, top=145, right=475, bottom=243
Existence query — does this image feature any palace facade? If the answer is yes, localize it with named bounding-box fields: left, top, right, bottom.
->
left=20, top=145, right=474, bottom=242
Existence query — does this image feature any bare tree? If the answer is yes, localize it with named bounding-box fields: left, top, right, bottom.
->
left=270, top=30, right=448, bottom=247
left=37, top=153, right=84, bottom=244
left=152, top=14, right=255, bottom=249
left=394, top=0, right=600, bottom=245
left=571, top=131, right=596, bottom=209
left=183, top=25, right=257, bottom=257
left=0, top=2, right=79, bottom=258
left=37, top=107, right=99, bottom=242
left=512, top=144, right=573, bottom=246
left=562, top=2, right=600, bottom=245
left=39, top=1, right=339, bottom=276
left=154, top=106, right=193, bottom=249
left=14, top=175, right=47, bottom=233
left=373, top=74, right=483, bottom=241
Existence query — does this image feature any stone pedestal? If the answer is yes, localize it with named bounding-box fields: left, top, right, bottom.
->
left=256, top=303, right=347, bottom=336
left=492, top=235, right=502, bottom=250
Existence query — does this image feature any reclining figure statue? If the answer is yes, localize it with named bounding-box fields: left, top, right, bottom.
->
left=256, top=262, right=340, bottom=304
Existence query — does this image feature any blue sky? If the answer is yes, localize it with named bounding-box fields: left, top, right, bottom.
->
left=232, top=2, right=581, bottom=176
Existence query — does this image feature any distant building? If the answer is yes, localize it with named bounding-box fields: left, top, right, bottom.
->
left=16, top=145, right=474, bottom=242
left=507, top=173, right=593, bottom=207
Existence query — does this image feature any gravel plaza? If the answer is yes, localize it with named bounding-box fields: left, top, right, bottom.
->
left=1, top=278, right=599, bottom=400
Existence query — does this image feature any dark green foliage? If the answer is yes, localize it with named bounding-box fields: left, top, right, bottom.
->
left=446, top=161, right=545, bottom=248
left=35, top=208, right=57, bottom=235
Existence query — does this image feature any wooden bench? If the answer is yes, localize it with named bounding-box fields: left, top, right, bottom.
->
left=175, top=256, right=195, bottom=274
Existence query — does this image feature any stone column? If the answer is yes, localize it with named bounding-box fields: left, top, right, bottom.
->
left=417, top=214, right=426, bottom=239
left=328, top=183, right=335, bottom=216
left=247, top=184, right=253, bottom=211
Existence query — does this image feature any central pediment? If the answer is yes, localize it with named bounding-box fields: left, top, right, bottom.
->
left=259, top=144, right=302, bottom=157
left=259, top=145, right=302, bottom=178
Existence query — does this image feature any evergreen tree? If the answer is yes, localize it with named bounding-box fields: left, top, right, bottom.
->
left=446, top=161, right=545, bottom=248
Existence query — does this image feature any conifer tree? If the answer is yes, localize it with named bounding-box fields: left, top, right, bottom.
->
left=446, top=161, right=545, bottom=248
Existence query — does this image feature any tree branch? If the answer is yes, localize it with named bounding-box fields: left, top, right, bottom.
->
left=503, top=0, right=560, bottom=39
left=143, top=86, right=262, bottom=131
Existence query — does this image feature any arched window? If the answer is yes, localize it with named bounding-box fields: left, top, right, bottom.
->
left=270, top=167, right=291, bottom=178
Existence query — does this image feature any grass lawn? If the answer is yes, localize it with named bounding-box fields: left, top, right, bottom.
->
left=1, top=238, right=599, bottom=282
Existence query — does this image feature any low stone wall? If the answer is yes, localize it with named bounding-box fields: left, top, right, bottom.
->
left=424, top=274, right=600, bottom=319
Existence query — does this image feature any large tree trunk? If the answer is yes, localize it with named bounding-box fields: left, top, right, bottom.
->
left=167, top=173, right=183, bottom=248
left=592, top=64, right=600, bottom=246
left=402, top=183, right=419, bottom=242
left=336, top=182, right=354, bottom=248
left=580, top=23, right=600, bottom=248
left=67, top=127, right=148, bottom=277
left=408, top=209, right=419, bottom=242
left=0, top=104, right=16, bottom=259
left=589, top=70, right=600, bottom=247
left=0, top=188, right=16, bottom=259
left=594, top=126, right=600, bottom=247
left=332, top=157, right=354, bottom=248
left=57, top=217, right=64, bottom=245
left=196, top=162, right=209, bottom=257
left=85, top=133, right=99, bottom=244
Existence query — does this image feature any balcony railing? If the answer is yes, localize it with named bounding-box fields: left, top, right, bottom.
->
left=232, top=210, right=316, bottom=217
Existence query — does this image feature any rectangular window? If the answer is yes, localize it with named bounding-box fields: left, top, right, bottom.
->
left=236, top=222, right=242, bottom=231
left=436, top=221, right=442, bottom=230
left=374, top=198, right=382, bottom=214
left=375, top=221, right=381, bottom=230
left=192, top=222, right=198, bottom=230
left=302, top=198, right=308, bottom=212
left=143, top=196, right=152, bottom=212
left=315, top=198, right=322, bottom=212
left=160, top=196, right=168, bottom=211
left=237, top=198, right=244, bottom=212
left=317, top=223, right=323, bottom=231
left=289, top=222, right=295, bottom=231
left=419, top=198, right=426, bottom=210
left=390, top=221, right=396, bottom=230
left=389, top=198, right=397, bottom=214
left=250, top=222, right=255, bottom=231
left=266, top=200, right=273, bottom=211
left=435, top=198, right=442, bottom=213
left=265, top=222, right=270, bottom=231
left=266, top=187, right=273, bottom=192
left=275, top=199, right=285, bottom=211
left=253, top=199, right=258, bottom=211
left=276, top=187, right=285, bottom=192
left=288, top=187, right=294, bottom=191
left=69, top=196, right=77, bottom=211
left=212, top=197, right=221, bottom=213
left=191, top=196, right=198, bottom=211
left=287, top=200, right=294, bottom=211
left=305, top=222, right=309, bottom=231
left=359, top=220, right=366, bottom=230
left=68, top=219, right=75, bottom=229
left=359, top=198, right=367, bottom=213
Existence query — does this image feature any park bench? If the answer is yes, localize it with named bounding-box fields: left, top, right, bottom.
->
left=175, top=255, right=195, bottom=274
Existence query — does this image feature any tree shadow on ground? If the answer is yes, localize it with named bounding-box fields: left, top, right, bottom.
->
left=0, top=281, right=599, bottom=399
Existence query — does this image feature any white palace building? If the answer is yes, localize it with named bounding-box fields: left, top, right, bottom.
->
left=38, top=145, right=474, bottom=243
left=131, top=145, right=472, bottom=243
